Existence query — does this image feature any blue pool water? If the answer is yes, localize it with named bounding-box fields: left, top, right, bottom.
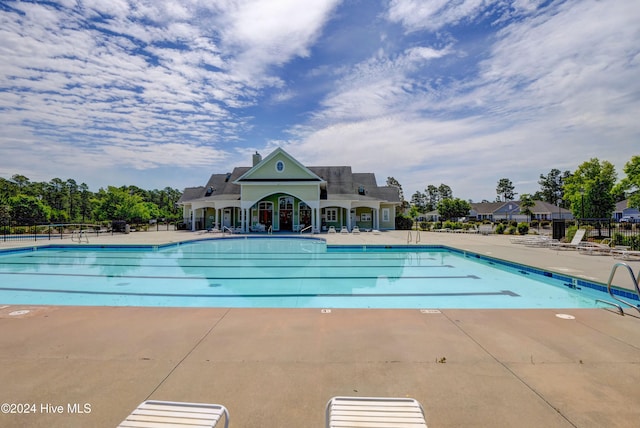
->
left=0, top=237, right=618, bottom=309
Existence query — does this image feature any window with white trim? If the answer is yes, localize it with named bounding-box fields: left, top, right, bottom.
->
left=325, top=208, right=338, bottom=222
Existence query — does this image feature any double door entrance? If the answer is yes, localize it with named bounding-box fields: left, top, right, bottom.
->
left=279, top=196, right=293, bottom=231
left=256, top=196, right=312, bottom=232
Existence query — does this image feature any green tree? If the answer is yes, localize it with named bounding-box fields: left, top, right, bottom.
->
left=437, top=198, right=471, bottom=221
left=10, top=174, right=30, bottom=190
left=45, top=178, right=69, bottom=222
left=519, top=194, right=536, bottom=222
left=563, top=158, right=617, bottom=219
left=386, top=177, right=409, bottom=210
left=613, top=155, right=640, bottom=208
left=386, top=177, right=404, bottom=201
left=438, top=184, right=453, bottom=200
left=587, top=176, right=616, bottom=219
left=538, top=169, right=571, bottom=206
left=66, top=179, right=80, bottom=221
left=0, top=177, right=19, bottom=203
left=496, top=178, right=516, bottom=202
left=425, top=185, right=439, bottom=211
left=78, top=183, right=93, bottom=223
left=162, top=187, right=183, bottom=219
left=93, top=186, right=160, bottom=223
left=0, top=204, right=10, bottom=224
left=8, top=195, right=50, bottom=224
left=407, top=205, right=421, bottom=229
left=410, top=191, right=425, bottom=212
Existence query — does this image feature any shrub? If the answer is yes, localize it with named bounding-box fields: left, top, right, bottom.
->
left=395, top=215, right=414, bottom=230
left=494, top=223, right=506, bottom=234
left=517, top=222, right=529, bottom=235
left=506, top=225, right=517, bottom=235
left=613, top=232, right=625, bottom=246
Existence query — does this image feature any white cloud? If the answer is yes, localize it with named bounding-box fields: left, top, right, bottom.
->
left=388, top=0, right=493, bottom=32
left=219, top=0, right=342, bottom=79
left=285, top=0, right=640, bottom=200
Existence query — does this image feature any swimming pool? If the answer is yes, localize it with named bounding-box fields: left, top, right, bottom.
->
left=0, top=237, right=624, bottom=309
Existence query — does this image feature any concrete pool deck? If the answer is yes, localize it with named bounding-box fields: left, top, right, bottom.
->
left=0, top=230, right=639, bottom=427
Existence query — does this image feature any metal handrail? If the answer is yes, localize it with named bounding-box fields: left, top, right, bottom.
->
left=71, top=230, right=89, bottom=243
left=407, top=231, right=412, bottom=244
left=416, top=230, right=421, bottom=244
left=222, top=226, right=233, bottom=235
left=600, top=262, right=640, bottom=315
left=299, top=225, right=313, bottom=234
left=268, top=225, right=273, bottom=235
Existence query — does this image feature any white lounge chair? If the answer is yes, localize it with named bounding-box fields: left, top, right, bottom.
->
left=578, top=238, right=613, bottom=256
left=118, top=400, right=229, bottom=428
left=352, top=226, right=360, bottom=234
left=328, top=226, right=337, bottom=233
left=549, top=228, right=587, bottom=250
left=340, top=226, right=349, bottom=234
left=510, top=235, right=553, bottom=246
left=612, top=248, right=640, bottom=260
left=326, top=396, right=427, bottom=428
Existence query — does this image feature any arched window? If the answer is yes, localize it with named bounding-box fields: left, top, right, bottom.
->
left=279, top=196, right=293, bottom=210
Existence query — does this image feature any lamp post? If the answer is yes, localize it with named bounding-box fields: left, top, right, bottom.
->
left=557, top=199, right=561, bottom=220
left=580, top=187, right=585, bottom=225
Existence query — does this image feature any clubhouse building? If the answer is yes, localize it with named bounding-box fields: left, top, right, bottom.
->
left=178, top=148, right=402, bottom=233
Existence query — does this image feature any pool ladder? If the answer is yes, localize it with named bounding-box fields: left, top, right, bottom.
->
left=407, top=230, right=421, bottom=244
left=71, top=230, right=89, bottom=243
left=596, top=262, right=640, bottom=316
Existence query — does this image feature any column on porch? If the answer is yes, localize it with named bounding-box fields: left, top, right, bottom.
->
left=308, top=203, right=320, bottom=233
left=239, top=201, right=254, bottom=233
left=374, top=207, right=380, bottom=230
left=312, top=207, right=318, bottom=232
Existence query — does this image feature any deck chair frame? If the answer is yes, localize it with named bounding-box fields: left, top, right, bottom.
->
left=118, top=400, right=229, bottom=428
left=326, top=396, right=427, bottom=428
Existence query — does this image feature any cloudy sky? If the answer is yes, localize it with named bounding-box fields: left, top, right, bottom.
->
left=1, top=0, right=638, bottom=201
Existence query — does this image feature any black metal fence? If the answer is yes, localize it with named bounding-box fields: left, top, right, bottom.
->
left=572, top=219, right=640, bottom=250
left=1, top=221, right=178, bottom=243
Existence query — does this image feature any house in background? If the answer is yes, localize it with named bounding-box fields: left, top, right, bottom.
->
left=469, top=200, right=573, bottom=222
left=178, top=148, right=402, bottom=232
left=613, top=199, right=639, bottom=221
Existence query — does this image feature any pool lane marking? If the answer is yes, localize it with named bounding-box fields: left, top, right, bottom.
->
left=0, top=271, right=479, bottom=280
left=0, top=261, right=456, bottom=269
left=0, top=286, right=519, bottom=298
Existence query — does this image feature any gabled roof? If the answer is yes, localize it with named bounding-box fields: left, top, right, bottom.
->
left=470, top=202, right=506, bottom=214
left=235, top=147, right=324, bottom=182
left=177, top=186, right=205, bottom=203
left=469, top=200, right=571, bottom=215
left=178, top=167, right=249, bottom=202
left=309, top=166, right=353, bottom=194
